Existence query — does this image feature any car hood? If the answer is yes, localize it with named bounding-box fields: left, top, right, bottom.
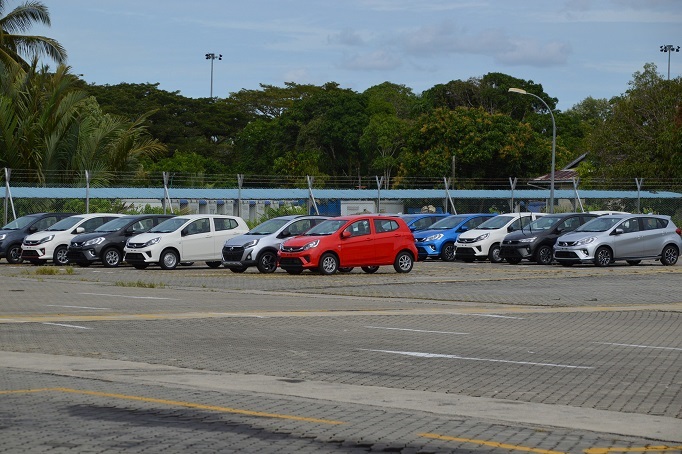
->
left=128, top=232, right=170, bottom=243
left=556, top=231, right=604, bottom=242
left=71, top=232, right=117, bottom=242
left=503, top=229, right=546, bottom=241
left=458, top=228, right=501, bottom=240
left=224, top=233, right=269, bottom=246
left=0, top=229, right=24, bottom=236
left=24, top=230, right=66, bottom=241
left=282, top=234, right=330, bottom=247
left=413, top=227, right=457, bottom=239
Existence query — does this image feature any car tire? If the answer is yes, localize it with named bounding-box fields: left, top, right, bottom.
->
left=6, top=244, right=23, bottom=264
left=319, top=253, right=339, bottom=275
left=535, top=245, right=553, bottom=265
left=660, top=245, right=679, bottom=266
left=160, top=249, right=179, bottom=270
left=393, top=251, right=414, bottom=273
left=488, top=244, right=502, bottom=263
left=53, top=245, right=69, bottom=266
left=256, top=251, right=278, bottom=273
left=440, top=242, right=455, bottom=262
left=505, top=257, right=521, bottom=265
left=206, top=261, right=222, bottom=268
left=229, top=266, right=247, bottom=273
left=102, top=247, right=121, bottom=268
left=594, top=246, right=612, bottom=267
left=626, top=260, right=641, bottom=266
left=361, top=266, right=379, bottom=274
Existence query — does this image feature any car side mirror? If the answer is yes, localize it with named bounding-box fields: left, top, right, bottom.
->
left=181, top=228, right=188, bottom=236
left=613, top=228, right=624, bottom=235
left=341, top=230, right=352, bottom=239
left=459, top=226, right=468, bottom=232
left=507, top=226, right=514, bottom=232
left=28, top=226, right=37, bottom=233
left=74, top=227, right=85, bottom=234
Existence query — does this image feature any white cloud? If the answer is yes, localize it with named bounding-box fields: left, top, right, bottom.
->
left=338, top=50, right=402, bottom=70
left=495, top=40, right=572, bottom=66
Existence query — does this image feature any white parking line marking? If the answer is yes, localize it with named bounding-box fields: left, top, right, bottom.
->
left=42, top=323, right=92, bottom=330
left=46, top=305, right=110, bottom=310
left=593, top=342, right=682, bottom=352
left=78, top=293, right=176, bottom=300
left=363, top=349, right=593, bottom=369
left=365, top=326, right=468, bottom=335
left=448, top=312, right=524, bottom=319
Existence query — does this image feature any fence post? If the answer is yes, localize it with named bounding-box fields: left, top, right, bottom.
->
left=307, top=175, right=319, bottom=215
left=443, top=177, right=457, bottom=214
left=635, top=178, right=643, bottom=213
left=237, top=174, right=244, bottom=218
left=4, top=168, right=16, bottom=223
left=509, top=177, right=517, bottom=212
left=85, top=170, right=90, bottom=214
left=162, top=172, right=173, bottom=214
left=375, top=176, right=383, bottom=213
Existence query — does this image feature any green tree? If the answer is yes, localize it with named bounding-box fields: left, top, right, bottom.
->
left=0, top=0, right=66, bottom=68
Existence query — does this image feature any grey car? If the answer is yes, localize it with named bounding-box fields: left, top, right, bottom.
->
left=553, top=214, right=682, bottom=267
left=222, top=215, right=329, bottom=273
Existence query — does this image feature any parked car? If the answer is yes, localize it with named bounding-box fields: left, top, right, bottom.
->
left=413, top=213, right=496, bottom=261
left=123, top=214, right=248, bottom=270
left=278, top=215, right=418, bottom=275
left=21, top=213, right=124, bottom=265
left=499, top=213, right=599, bottom=265
left=454, top=212, right=546, bottom=263
left=67, top=214, right=175, bottom=267
left=399, top=213, right=451, bottom=232
left=554, top=214, right=682, bottom=267
left=0, top=212, right=76, bottom=264
left=222, top=215, right=329, bottom=273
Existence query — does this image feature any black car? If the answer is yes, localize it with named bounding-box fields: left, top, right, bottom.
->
left=0, top=212, right=76, bottom=264
left=498, top=213, right=599, bottom=265
left=67, top=214, right=175, bottom=267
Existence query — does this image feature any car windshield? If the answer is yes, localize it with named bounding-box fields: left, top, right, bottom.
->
left=247, top=218, right=290, bottom=235
left=46, top=216, right=83, bottom=231
left=95, top=217, right=134, bottom=232
left=524, top=215, right=563, bottom=232
left=575, top=217, right=623, bottom=232
left=150, top=217, right=188, bottom=233
left=1, top=215, right=38, bottom=230
left=304, top=219, right=347, bottom=235
left=429, top=216, right=469, bottom=230
left=476, top=215, right=515, bottom=230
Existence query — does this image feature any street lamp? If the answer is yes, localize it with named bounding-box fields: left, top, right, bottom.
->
left=659, top=45, right=680, bottom=80
left=508, top=87, right=556, bottom=213
left=205, top=53, right=222, bottom=97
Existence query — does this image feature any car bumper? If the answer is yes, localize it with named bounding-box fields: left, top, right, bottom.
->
left=278, top=253, right=316, bottom=271
left=123, top=248, right=158, bottom=264
left=499, top=245, right=533, bottom=260
left=20, top=245, right=54, bottom=260
left=553, top=246, right=595, bottom=263
left=454, top=245, right=485, bottom=259
left=221, top=246, right=257, bottom=268
left=67, top=247, right=100, bottom=264
left=415, top=243, right=440, bottom=260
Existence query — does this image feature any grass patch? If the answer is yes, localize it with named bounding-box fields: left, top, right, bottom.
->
left=34, top=266, right=59, bottom=275
left=114, top=280, right=165, bottom=289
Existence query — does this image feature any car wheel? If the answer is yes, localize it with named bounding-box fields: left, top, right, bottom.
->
left=338, top=267, right=354, bottom=273
left=594, top=246, right=612, bottom=267
left=318, top=253, right=339, bottom=275
left=535, top=245, right=553, bottom=265
left=361, top=266, right=379, bottom=274
left=285, top=269, right=303, bottom=275
left=393, top=251, right=414, bottom=273
left=6, top=244, right=23, bottom=264
left=53, top=245, right=69, bottom=266
left=160, top=249, right=179, bottom=270
left=256, top=251, right=278, bottom=273
left=488, top=244, right=502, bottom=263
left=505, top=257, right=521, bottom=265
left=206, top=261, right=222, bottom=268
left=133, top=263, right=148, bottom=270
left=626, top=260, right=641, bottom=266
left=660, top=245, right=679, bottom=266
left=440, top=242, right=455, bottom=262
left=102, top=247, right=121, bottom=268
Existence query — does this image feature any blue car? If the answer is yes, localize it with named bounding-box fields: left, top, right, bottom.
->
left=413, top=213, right=496, bottom=261
left=399, top=213, right=451, bottom=232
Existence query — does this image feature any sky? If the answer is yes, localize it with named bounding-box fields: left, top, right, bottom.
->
left=28, top=0, right=682, bottom=111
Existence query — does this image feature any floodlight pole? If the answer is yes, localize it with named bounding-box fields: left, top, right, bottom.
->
left=660, top=44, right=680, bottom=80
left=508, top=88, right=556, bottom=213
left=205, top=53, right=222, bottom=97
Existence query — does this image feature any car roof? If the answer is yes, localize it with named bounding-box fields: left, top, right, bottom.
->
left=331, top=214, right=403, bottom=221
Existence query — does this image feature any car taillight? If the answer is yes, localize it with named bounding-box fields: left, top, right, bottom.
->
left=677, top=228, right=681, bottom=236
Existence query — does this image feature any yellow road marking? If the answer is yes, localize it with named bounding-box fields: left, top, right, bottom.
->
left=584, top=446, right=682, bottom=453
left=1, top=387, right=344, bottom=425
left=418, top=432, right=566, bottom=454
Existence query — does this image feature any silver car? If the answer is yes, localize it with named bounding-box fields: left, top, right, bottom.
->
left=553, top=214, right=682, bottom=267
left=221, top=215, right=329, bottom=273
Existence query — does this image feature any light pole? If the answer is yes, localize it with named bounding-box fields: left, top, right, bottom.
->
left=508, top=87, right=556, bottom=213
left=205, top=53, right=222, bottom=97
left=660, top=45, right=680, bottom=80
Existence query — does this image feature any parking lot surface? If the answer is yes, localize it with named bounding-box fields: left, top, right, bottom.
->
left=1, top=260, right=681, bottom=453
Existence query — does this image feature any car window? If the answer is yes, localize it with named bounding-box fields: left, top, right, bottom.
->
left=559, top=217, right=581, bottom=232
left=642, top=217, right=664, bottom=230
left=411, top=218, right=432, bottom=230
left=131, top=218, right=154, bottom=233
left=347, top=220, right=371, bottom=237
left=186, top=218, right=210, bottom=235
left=520, top=216, right=534, bottom=228
left=287, top=219, right=313, bottom=236
left=463, top=216, right=489, bottom=230
left=618, top=218, right=640, bottom=234
left=214, top=218, right=238, bottom=231
left=509, top=218, right=523, bottom=230
left=374, top=219, right=399, bottom=233
left=80, top=217, right=109, bottom=233
left=33, top=216, right=58, bottom=231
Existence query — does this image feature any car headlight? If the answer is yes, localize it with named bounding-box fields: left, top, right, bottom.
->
left=84, top=237, right=106, bottom=246
left=473, top=233, right=489, bottom=242
left=31, top=235, right=54, bottom=245
left=302, top=239, right=320, bottom=250
left=141, top=237, right=160, bottom=248
left=0, top=234, right=6, bottom=241
left=242, top=239, right=259, bottom=248
left=424, top=233, right=444, bottom=242
left=573, top=236, right=596, bottom=246
left=518, top=236, right=537, bottom=243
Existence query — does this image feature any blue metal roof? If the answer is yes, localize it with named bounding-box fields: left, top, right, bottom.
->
left=1, top=187, right=681, bottom=200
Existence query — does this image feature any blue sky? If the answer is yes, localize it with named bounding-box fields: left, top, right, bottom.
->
left=31, top=0, right=682, bottom=110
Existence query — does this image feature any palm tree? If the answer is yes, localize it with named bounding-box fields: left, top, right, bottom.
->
left=0, top=0, right=67, bottom=69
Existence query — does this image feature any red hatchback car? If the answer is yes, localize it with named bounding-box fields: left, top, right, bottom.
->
left=278, top=215, right=418, bottom=275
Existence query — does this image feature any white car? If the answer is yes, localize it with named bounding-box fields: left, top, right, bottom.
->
left=123, top=214, right=249, bottom=270
left=454, top=212, right=546, bottom=263
left=21, top=213, right=124, bottom=266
